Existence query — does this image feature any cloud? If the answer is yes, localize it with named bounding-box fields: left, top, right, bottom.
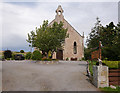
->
left=2, top=0, right=120, bottom=2
left=2, top=2, right=57, bottom=51
left=118, top=1, right=120, bottom=22
left=0, top=3, right=2, bottom=51
left=2, top=2, right=118, bottom=51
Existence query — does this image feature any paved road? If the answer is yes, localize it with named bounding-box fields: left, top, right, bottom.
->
left=0, top=61, right=2, bottom=92
left=2, top=61, right=101, bottom=91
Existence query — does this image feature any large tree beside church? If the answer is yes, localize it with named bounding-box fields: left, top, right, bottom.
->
left=86, top=17, right=120, bottom=60
left=27, top=20, right=68, bottom=58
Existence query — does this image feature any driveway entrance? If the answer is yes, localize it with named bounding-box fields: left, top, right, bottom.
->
left=2, top=61, right=101, bottom=91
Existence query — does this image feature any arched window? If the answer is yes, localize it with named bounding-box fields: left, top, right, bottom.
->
left=73, top=42, right=77, bottom=54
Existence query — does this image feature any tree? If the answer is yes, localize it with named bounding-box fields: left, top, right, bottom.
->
left=27, top=20, right=68, bottom=58
left=26, top=30, right=36, bottom=52
left=20, top=50, right=24, bottom=53
left=4, top=50, right=12, bottom=59
left=86, top=17, right=120, bottom=60
left=86, top=17, right=103, bottom=48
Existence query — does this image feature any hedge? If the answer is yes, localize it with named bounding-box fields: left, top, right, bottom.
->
left=31, top=50, right=42, bottom=60
left=25, top=52, right=32, bottom=59
left=102, top=61, right=120, bottom=69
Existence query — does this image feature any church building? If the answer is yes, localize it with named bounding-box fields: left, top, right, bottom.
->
left=49, top=5, right=84, bottom=60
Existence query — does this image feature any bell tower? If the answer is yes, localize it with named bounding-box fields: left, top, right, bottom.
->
left=56, top=5, right=64, bottom=15
left=55, top=5, right=64, bottom=23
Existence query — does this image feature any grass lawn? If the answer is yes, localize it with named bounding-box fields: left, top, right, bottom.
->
left=102, top=61, right=120, bottom=69
left=88, top=60, right=96, bottom=76
left=100, top=86, right=120, bottom=93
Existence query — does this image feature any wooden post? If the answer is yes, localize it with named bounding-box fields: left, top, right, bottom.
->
left=99, top=41, right=102, bottom=60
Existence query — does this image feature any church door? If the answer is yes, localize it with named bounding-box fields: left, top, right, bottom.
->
left=56, top=49, right=63, bottom=60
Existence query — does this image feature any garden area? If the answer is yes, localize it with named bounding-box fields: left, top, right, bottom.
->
left=1, top=49, right=58, bottom=61
left=88, top=60, right=120, bottom=92
left=89, top=60, right=120, bottom=75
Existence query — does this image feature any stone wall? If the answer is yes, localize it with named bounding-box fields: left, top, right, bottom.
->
left=93, top=65, right=109, bottom=88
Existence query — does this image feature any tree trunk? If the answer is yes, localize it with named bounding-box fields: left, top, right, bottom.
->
left=46, top=53, right=49, bottom=59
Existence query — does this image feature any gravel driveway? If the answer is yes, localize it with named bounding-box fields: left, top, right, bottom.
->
left=2, top=61, right=101, bottom=91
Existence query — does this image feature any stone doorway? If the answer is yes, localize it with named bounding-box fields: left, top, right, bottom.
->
left=56, top=49, right=63, bottom=60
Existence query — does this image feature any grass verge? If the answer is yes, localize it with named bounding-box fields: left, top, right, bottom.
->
left=100, top=86, right=120, bottom=93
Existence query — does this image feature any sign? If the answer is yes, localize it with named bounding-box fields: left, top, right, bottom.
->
left=91, top=50, right=99, bottom=60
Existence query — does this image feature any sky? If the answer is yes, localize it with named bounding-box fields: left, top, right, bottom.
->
left=0, top=0, right=119, bottom=52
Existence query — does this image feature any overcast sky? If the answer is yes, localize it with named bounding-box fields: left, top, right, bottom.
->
left=1, top=0, right=119, bottom=52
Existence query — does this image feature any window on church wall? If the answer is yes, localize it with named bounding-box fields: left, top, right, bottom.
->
left=73, top=42, right=77, bottom=54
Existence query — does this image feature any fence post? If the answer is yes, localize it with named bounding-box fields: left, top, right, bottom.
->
left=93, top=61, right=109, bottom=88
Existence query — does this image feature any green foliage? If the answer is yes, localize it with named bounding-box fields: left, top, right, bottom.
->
left=86, top=17, right=120, bottom=61
left=66, top=57, right=69, bottom=61
left=7, top=58, right=10, bottom=60
left=41, top=58, right=52, bottom=61
left=102, top=61, right=120, bottom=69
left=27, top=20, right=68, bottom=58
left=86, top=17, right=102, bottom=48
left=81, top=57, right=85, bottom=60
left=11, top=53, right=15, bottom=60
left=20, top=50, right=24, bottom=53
left=88, top=60, right=97, bottom=76
left=25, top=52, right=32, bottom=60
left=3, top=50, right=12, bottom=59
left=89, top=60, right=120, bottom=76
left=31, top=50, right=42, bottom=60
left=100, top=86, right=120, bottom=92
left=52, top=59, right=59, bottom=61
left=84, top=47, right=92, bottom=60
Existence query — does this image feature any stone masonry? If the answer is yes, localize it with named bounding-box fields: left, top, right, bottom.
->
left=49, top=5, right=84, bottom=60
left=93, top=65, right=109, bottom=88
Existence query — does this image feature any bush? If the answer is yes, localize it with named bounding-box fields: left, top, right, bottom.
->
left=84, top=48, right=92, bottom=60
left=3, top=50, right=12, bottom=59
left=20, top=50, right=24, bottom=53
left=66, top=57, right=69, bottom=61
left=82, top=57, right=85, bottom=60
left=25, top=52, right=32, bottom=60
left=31, top=50, right=42, bottom=60
left=52, top=59, right=59, bottom=61
left=11, top=53, right=15, bottom=60
left=88, top=60, right=97, bottom=76
left=7, top=58, right=10, bottom=60
left=102, top=61, right=120, bottom=69
left=41, top=58, right=52, bottom=61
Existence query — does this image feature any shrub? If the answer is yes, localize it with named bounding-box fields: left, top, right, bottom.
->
left=41, top=58, right=52, bottom=61
left=20, top=50, right=24, bottom=53
left=31, top=50, right=42, bottom=60
left=3, top=50, right=12, bottom=59
left=7, top=58, right=10, bottom=60
left=104, top=58, right=108, bottom=61
left=88, top=60, right=97, bottom=76
left=52, top=59, right=59, bottom=61
left=11, top=53, right=15, bottom=60
left=82, top=57, right=85, bottom=60
left=25, top=52, right=32, bottom=60
left=66, top=57, right=69, bottom=61
left=102, top=61, right=120, bottom=69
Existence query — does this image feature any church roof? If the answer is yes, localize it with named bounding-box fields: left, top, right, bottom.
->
left=49, top=5, right=84, bottom=38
